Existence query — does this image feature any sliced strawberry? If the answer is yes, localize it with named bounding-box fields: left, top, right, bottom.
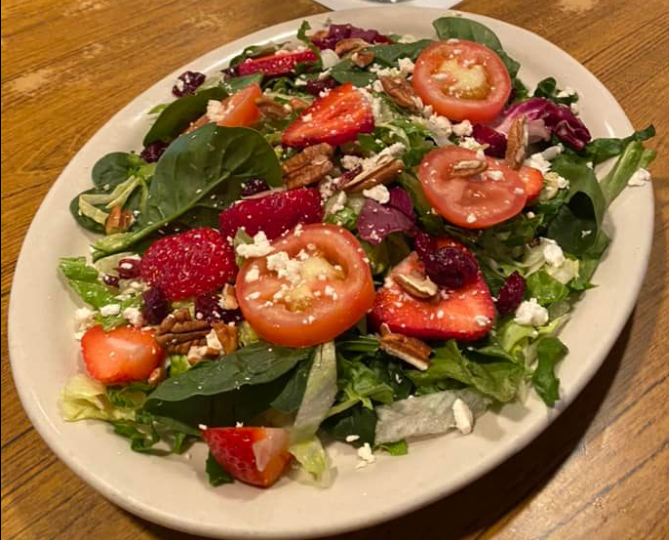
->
left=237, top=50, right=318, bottom=77
left=202, top=427, right=291, bottom=488
left=184, top=84, right=262, bottom=135
left=282, top=83, right=374, bottom=148
left=81, top=325, right=164, bottom=384
left=219, top=187, right=323, bottom=241
left=519, top=166, right=544, bottom=202
left=140, top=228, right=236, bottom=301
left=370, top=239, right=495, bottom=341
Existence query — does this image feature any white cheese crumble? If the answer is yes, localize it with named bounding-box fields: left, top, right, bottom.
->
left=369, top=64, right=401, bottom=78
left=570, top=102, right=580, bottom=115
left=74, top=307, right=96, bottom=339
left=266, top=251, right=302, bottom=285
left=318, top=175, right=337, bottom=200
left=362, top=184, right=390, bottom=204
left=205, top=329, right=223, bottom=351
left=397, top=57, right=415, bottom=75
left=397, top=34, right=417, bottom=44
left=540, top=237, right=566, bottom=267
left=320, top=49, right=340, bottom=70
left=420, top=113, right=452, bottom=146
left=235, top=231, right=273, bottom=258
left=459, top=137, right=486, bottom=151
left=514, top=298, right=549, bottom=327
left=99, top=304, right=121, bottom=316
left=466, top=213, right=477, bottom=224
left=355, top=442, right=376, bottom=469
left=628, top=167, right=651, bottom=187
left=122, top=307, right=144, bottom=327
left=358, top=88, right=385, bottom=123
left=206, top=99, right=232, bottom=123
left=556, top=86, right=576, bottom=98
left=485, top=170, right=504, bottom=181
left=245, top=265, right=260, bottom=283
left=452, top=398, right=474, bottom=435
left=340, top=142, right=406, bottom=172
left=452, top=120, right=473, bottom=137
left=524, top=152, right=552, bottom=175
left=328, top=190, right=347, bottom=214
left=345, top=434, right=360, bottom=443
left=301, top=113, right=313, bottom=122
left=188, top=345, right=209, bottom=364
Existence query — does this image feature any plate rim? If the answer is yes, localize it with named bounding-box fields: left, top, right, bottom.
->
left=8, top=7, right=654, bottom=539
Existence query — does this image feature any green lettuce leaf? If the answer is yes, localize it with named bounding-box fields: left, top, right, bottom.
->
left=60, top=374, right=135, bottom=422
left=531, top=337, right=569, bottom=406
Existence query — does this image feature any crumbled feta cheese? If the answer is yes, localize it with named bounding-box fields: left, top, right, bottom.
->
left=328, top=190, right=347, bottom=214
left=99, top=304, right=121, bottom=316
left=514, top=298, right=549, bottom=326
left=581, top=229, right=592, bottom=238
left=397, top=34, right=417, bottom=44
left=345, top=434, right=360, bottom=443
left=570, top=102, right=580, bottom=115
left=541, top=171, right=570, bottom=200
left=556, top=86, right=576, bottom=98
left=320, top=49, right=340, bottom=70
left=245, top=265, right=260, bottom=283
left=235, top=421, right=244, bottom=428
left=358, top=88, right=384, bottom=123
left=628, top=167, right=651, bottom=187
left=524, top=152, right=552, bottom=175
left=540, top=237, right=566, bottom=267
left=369, top=64, right=401, bottom=78
left=324, top=285, right=338, bottom=300
left=122, top=307, right=144, bottom=327
left=459, top=136, right=486, bottom=151
left=485, top=170, right=504, bottom=181
left=452, top=119, right=473, bottom=137
left=341, top=142, right=406, bottom=173
left=301, top=113, right=313, bottom=122
left=475, top=148, right=486, bottom=161
left=466, top=213, right=477, bottom=224
left=452, top=398, right=474, bottom=434
left=74, top=307, right=95, bottom=339
left=542, top=144, right=564, bottom=160
left=371, top=79, right=384, bottom=93
left=355, top=442, right=376, bottom=469
left=397, top=57, right=415, bottom=75
left=362, top=184, right=390, bottom=204
left=294, top=77, right=308, bottom=87
left=206, top=329, right=223, bottom=351
left=206, top=99, right=233, bottom=122
left=188, top=345, right=209, bottom=364
left=246, top=291, right=261, bottom=300
left=266, top=251, right=302, bottom=285
left=318, top=176, right=338, bottom=199
left=420, top=113, right=452, bottom=146
left=236, top=231, right=273, bottom=258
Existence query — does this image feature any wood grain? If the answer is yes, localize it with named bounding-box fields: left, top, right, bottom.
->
left=2, top=0, right=668, bottom=538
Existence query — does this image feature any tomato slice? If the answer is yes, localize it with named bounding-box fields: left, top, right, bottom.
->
left=418, top=146, right=527, bottom=228
left=412, top=40, right=511, bottom=123
left=185, top=83, right=262, bottom=133
left=236, top=224, right=375, bottom=347
left=519, top=166, right=544, bottom=202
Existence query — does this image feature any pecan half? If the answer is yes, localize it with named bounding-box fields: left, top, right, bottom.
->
left=105, top=205, right=133, bottom=235
left=379, top=76, right=422, bottom=114
left=148, top=366, right=166, bottom=386
left=394, top=271, right=438, bottom=300
left=505, top=114, right=527, bottom=170
left=212, top=322, right=239, bottom=354
left=155, top=308, right=211, bottom=354
left=220, top=284, right=239, bottom=310
left=342, top=157, right=404, bottom=192
left=451, top=159, right=488, bottom=177
left=334, top=38, right=369, bottom=57
left=351, top=49, right=374, bottom=68
left=282, top=143, right=335, bottom=189
left=255, top=96, right=290, bottom=120
left=379, top=329, right=432, bottom=371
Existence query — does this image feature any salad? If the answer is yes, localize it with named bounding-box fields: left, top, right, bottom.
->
left=60, top=16, right=656, bottom=488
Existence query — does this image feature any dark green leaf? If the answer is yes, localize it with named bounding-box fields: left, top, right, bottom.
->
left=270, top=356, right=314, bottom=413
left=360, top=239, right=390, bottom=276
left=378, top=439, right=408, bottom=456
left=296, top=20, right=323, bottom=70
left=570, top=230, right=610, bottom=290
left=584, top=125, right=655, bottom=166
left=368, top=40, right=434, bottom=66
left=533, top=77, right=578, bottom=105
left=397, top=172, right=444, bottom=235
left=107, top=382, right=153, bottom=409
left=59, top=257, right=116, bottom=309
left=92, top=152, right=139, bottom=188
left=220, top=73, right=264, bottom=94
left=330, top=59, right=377, bottom=87
left=206, top=451, right=234, bottom=486
left=370, top=358, right=413, bottom=401
left=531, top=337, right=569, bottom=406
left=526, top=270, right=570, bottom=306
left=322, top=404, right=377, bottom=447
left=600, top=140, right=657, bottom=206
left=229, top=43, right=281, bottom=68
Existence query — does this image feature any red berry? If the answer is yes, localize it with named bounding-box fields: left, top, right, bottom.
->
left=415, top=232, right=478, bottom=289
left=140, top=228, right=236, bottom=301
left=496, top=271, right=526, bottom=314
left=236, top=50, right=318, bottom=77
left=219, top=187, right=324, bottom=241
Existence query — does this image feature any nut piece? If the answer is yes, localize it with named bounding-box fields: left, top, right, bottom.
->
left=342, top=157, right=404, bottom=192
left=212, top=322, right=239, bottom=354
left=282, top=143, right=335, bottom=189
left=334, top=38, right=369, bottom=57
left=394, top=272, right=438, bottom=300
left=148, top=366, right=166, bottom=386
left=451, top=159, right=488, bottom=177
left=380, top=331, right=432, bottom=371
left=351, top=49, right=374, bottom=68
left=155, top=308, right=211, bottom=354
left=289, top=97, right=311, bottom=111
left=105, top=205, right=133, bottom=235
left=220, top=284, right=239, bottom=310
left=310, top=29, right=329, bottom=42
left=379, top=76, right=422, bottom=114
left=255, top=96, right=290, bottom=120
left=505, top=114, right=527, bottom=170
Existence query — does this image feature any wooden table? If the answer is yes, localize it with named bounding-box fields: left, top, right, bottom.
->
left=2, top=0, right=668, bottom=538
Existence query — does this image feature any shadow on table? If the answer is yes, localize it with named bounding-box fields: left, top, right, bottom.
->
left=135, top=316, right=632, bottom=540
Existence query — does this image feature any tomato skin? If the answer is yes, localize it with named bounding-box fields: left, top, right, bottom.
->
left=236, top=224, right=375, bottom=347
left=418, top=146, right=527, bottom=229
left=412, top=40, right=511, bottom=123
left=519, top=166, right=544, bottom=201
left=185, top=84, right=262, bottom=134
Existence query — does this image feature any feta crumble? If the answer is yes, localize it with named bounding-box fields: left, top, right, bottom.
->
left=320, top=49, right=340, bottom=69
left=466, top=213, right=477, bottom=224
left=540, top=237, right=565, bottom=267
left=397, top=57, right=415, bottom=75
left=99, top=304, right=121, bottom=316
left=266, top=251, right=302, bottom=285
left=236, top=231, right=273, bottom=258
left=362, top=184, right=390, bottom=204
left=459, top=136, right=486, bottom=151
left=345, top=434, right=360, bottom=443
left=514, top=298, right=549, bottom=327
left=74, top=307, right=95, bottom=339
left=206, top=329, right=223, bottom=351
left=245, top=265, right=260, bottom=283
left=452, top=119, right=473, bottom=137
left=355, top=443, right=376, bottom=469
left=452, top=398, right=474, bottom=434
left=206, top=99, right=232, bottom=122
left=328, top=190, right=347, bottom=214
left=628, top=167, right=651, bottom=187
left=122, top=307, right=144, bottom=327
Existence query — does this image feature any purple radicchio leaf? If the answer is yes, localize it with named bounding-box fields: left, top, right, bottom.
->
left=388, top=187, right=415, bottom=218
left=357, top=198, right=415, bottom=245
left=471, top=124, right=507, bottom=158
left=311, top=24, right=391, bottom=50
left=491, top=97, right=591, bottom=151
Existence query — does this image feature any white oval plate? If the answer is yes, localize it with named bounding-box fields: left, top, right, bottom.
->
left=9, top=7, right=653, bottom=539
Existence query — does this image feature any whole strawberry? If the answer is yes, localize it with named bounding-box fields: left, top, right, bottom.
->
left=140, top=228, right=236, bottom=300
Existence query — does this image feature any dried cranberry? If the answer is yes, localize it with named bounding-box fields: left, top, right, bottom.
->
left=414, top=231, right=437, bottom=262
left=241, top=178, right=270, bottom=197
left=305, top=77, right=336, bottom=97
left=194, top=292, right=242, bottom=324
left=117, top=258, right=141, bottom=279
left=414, top=232, right=478, bottom=289
left=102, top=274, right=119, bottom=288
left=172, top=70, right=206, bottom=97
left=471, top=124, right=507, bottom=158
left=496, top=272, right=526, bottom=314
left=140, top=141, right=169, bottom=163
left=142, top=287, right=170, bottom=325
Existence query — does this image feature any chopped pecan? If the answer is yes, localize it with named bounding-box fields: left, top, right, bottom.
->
left=105, top=205, right=133, bottom=235
left=220, top=284, right=239, bottom=310
left=289, top=97, right=311, bottom=111
left=334, top=38, right=369, bottom=57
left=155, top=308, right=211, bottom=354
left=148, top=366, right=166, bottom=386
left=379, top=76, right=422, bottom=114
left=394, top=271, right=438, bottom=300
left=282, top=143, right=335, bottom=189
left=212, top=322, right=239, bottom=354
left=310, top=29, right=329, bottom=42
left=351, top=49, right=374, bottom=68
left=342, top=157, right=404, bottom=192
left=451, top=159, right=488, bottom=177
left=505, top=114, right=527, bottom=170
left=255, top=96, right=290, bottom=120
left=379, top=330, right=432, bottom=371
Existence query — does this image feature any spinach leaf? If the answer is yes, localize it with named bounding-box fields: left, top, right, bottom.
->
left=526, top=270, right=570, bottom=306
left=143, top=87, right=227, bottom=145
left=378, top=440, right=408, bottom=456
left=570, top=230, right=610, bottom=290
left=325, top=207, right=358, bottom=230
left=220, top=73, right=263, bottom=94
left=296, top=20, right=322, bottom=71
left=328, top=356, right=394, bottom=417
left=407, top=340, right=525, bottom=403
left=331, top=59, right=377, bottom=87
left=397, top=172, right=444, bottom=235
left=92, top=152, right=139, bottom=188
left=584, top=124, right=655, bottom=166
left=533, top=77, right=578, bottom=105
left=531, top=337, right=569, bottom=406
left=368, top=39, right=434, bottom=66
left=206, top=451, right=234, bottom=486
left=322, top=404, right=377, bottom=447
left=370, top=358, right=413, bottom=401
left=93, top=125, right=282, bottom=257
left=433, top=17, right=520, bottom=78
left=600, top=140, right=657, bottom=206
left=546, top=155, right=606, bottom=255
left=229, top=43, right=281, bottom=68
left=270, top=356, right=314, bottom=413
left=59, top=257, right=116, bottom=309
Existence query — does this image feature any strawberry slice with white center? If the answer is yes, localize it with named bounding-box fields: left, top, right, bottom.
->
left=201, top=427, right=291, bottom=488
left=282, top=83, right=374, bottom=148
left=370, top=239, right=495, bottom=341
